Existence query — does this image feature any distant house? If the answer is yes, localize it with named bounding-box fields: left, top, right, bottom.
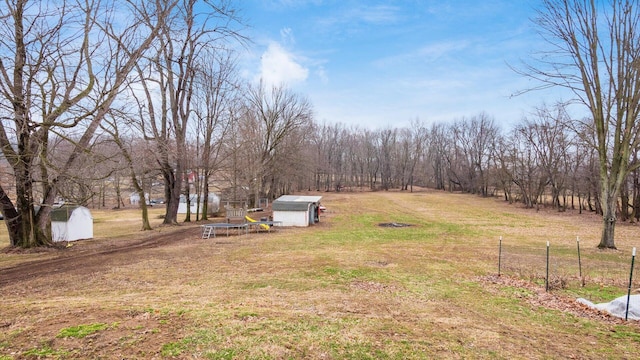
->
left=51, top=206, right=93, bottom=242
left=272, top=195, right=322, bottom=227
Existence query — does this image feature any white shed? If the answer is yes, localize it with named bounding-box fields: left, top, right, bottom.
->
left=272, top=195, right=322, bottom=227
left=51, top=206, right=94, bottom=242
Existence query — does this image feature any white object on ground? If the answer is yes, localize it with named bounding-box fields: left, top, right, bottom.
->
left=577, top=294, right=640, bottom=320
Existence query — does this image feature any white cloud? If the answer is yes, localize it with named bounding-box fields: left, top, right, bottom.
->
left=258, top=42, right=309, bottom=87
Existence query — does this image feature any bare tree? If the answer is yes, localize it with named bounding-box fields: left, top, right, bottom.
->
left=192, top=48, right=239, bottom=220
left=377, top=128, right=397, bottom=191
left=100, top=107, right=154, bottom=230
left=565, top=130, right=592, bottom=213
left=524, top=0, right=640, bottom=248
left=427, top=123, right=449, bottom=190
left=344, top=129, right=363, bottom=190
left=323, top=123, right=348, bottom=192
left=627, top=148, right=640, bottom=221
left=0, top=0, right=173, bottom=247
left=447, top=120, right=472, bottom=192
left=506, top=125, right=548, bottom=208
left=493, top=136, right=516, bottom=203
left=406, top=119, right=428, bottom=192
left=520, top=104, right=573, bottom=209
left=268, top=119, right=313, bottom=196
left=240, top=81, right=313, bottom=204
left=314, top=124, right=371, bottom=191
left=134, top=0, right=245, bottom=224
left=363, top=130, right=380, bottom=190
left=311, top=123, right=331, bottom=191
left=453, top=113, right=499, bottom=196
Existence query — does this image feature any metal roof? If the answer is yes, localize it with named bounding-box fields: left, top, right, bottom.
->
left=272, top=201, right=312, bottom=211
left=274, top=195, right=322, bottom=203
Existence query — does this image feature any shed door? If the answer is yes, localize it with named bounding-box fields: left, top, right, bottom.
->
left=308, top=204, right=315, bottom=225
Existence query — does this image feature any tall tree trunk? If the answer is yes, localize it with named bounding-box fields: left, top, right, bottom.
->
left=162, top=167, right=180, bottom=225
left=184, top=171, right=192, bottom=223
left=632, top=174, right=640, bottom=222
left=14, top=159, right=53, bottom=247
left=599, top=189, right=617, bottom=249
left=0, top=185, right=21, bottom=247
left=202, top=175, right=211, bottom=221
left=620, top=181, right=629, bottom=221
left=598, top=168, right=620, bottom=249
left=131, top=173, right=152, bottom=231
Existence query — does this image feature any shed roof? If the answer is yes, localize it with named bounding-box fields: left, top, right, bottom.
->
left=272, top=201, right=313, bottom=211
left=274, top=195, right=322, bottom=203
left=50, top=206, right=81, bottom=222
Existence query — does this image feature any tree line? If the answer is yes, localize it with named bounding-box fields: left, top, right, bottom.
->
left=300, top=105, right=635, bottom=223
left=1, top=0, right=640, bottom=250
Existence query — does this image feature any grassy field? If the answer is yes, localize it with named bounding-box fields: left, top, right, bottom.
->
left=1, top=190, right=640, bottom=359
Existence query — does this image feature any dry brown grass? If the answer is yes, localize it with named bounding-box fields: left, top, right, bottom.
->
left=0, top=206, right=168, bottom=244
left=1, top=190, right=640, bottom=359
left=0, top=207, right=168, bottom=269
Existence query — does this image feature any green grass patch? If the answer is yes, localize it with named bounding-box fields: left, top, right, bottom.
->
left=323, top=266, right=373, bottom=280
left=565, top=283, right=625, bottom=303
left=499, top=285, right=536, bottom=299
left=205, top=349, right=237, bottom=359
left=328, top=341, right=394, bottom=360
left=161, top=328, right=229, bottom=358
left=161, top=341, right=186, bottom=357
left=22, top=345, right=69, bottom=358
left=610, top=325, right=640, bottom=342
left=57, top=323, right=109, bottom=339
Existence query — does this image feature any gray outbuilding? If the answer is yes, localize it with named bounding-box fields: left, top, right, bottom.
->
left=272, top=195, right=322, bottom=227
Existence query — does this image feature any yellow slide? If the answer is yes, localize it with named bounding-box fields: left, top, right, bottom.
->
left=245, top=215, right=270, bottom=230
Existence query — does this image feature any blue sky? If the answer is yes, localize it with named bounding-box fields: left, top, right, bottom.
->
left=238, top=0, right=572, bottom=129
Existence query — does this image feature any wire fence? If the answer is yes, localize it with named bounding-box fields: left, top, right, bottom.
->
left=495, top=238, right=636, bottom=291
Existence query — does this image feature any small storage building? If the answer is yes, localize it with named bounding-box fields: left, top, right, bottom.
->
left=272, top=195, right=322, bottom=227
left=51, top=205, right=94, bottom=242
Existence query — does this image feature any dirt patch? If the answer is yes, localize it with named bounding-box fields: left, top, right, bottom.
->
left=0, top=225, right=202, bottom=287
left=0, top=228, right=178, bottom=353
left=3, top=306, right=193, bottom=359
